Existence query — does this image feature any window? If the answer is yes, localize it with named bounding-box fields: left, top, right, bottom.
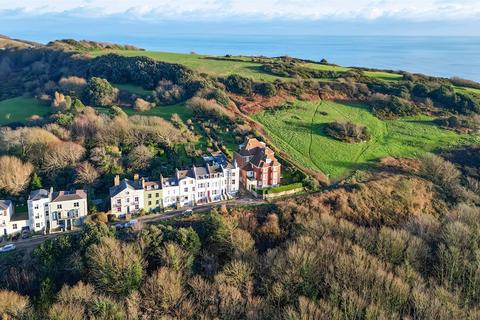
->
left=135, top=205, right=139, bottom=210
left=127, top=198, right=130, bottom=203
left=34, top=205, right=39, bottom=209
left=74, top=202, right=79, bottom=207
left=148, top=194, right=152, bottom=199
left=232, top=180, right=236, bottom=184
left=156, top=200, right=159, bottom=205
left=117, top=207, right=121, bottom=212
left=13, top=224, right=17, bottom=229
left=135, top=197, right=139, bottom=202
left=148, top=201, right=152, bottom=206
left=155, top=193, right=159, bottom=197
left=36, top=223, right=40, bottom=228
left=184, top=187, right=188, bottom=192
left=57, top=204, right=62, bottom=209
left=116, top=199, right=121, bottom=205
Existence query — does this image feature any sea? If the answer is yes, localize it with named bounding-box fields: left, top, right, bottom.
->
left=107, top=35, right=480, bottom=82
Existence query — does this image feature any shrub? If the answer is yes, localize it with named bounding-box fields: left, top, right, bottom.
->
left=254, top=82, right=277, bottom=97
left=133, top=98, right=152, bottom=112
left=186, top=97, right=235, bottom=122
left=223, top=74, right=253, bottom=96
left=325, top=121, right=371, bottom=143
left=83, top=77, right=118, bottom=107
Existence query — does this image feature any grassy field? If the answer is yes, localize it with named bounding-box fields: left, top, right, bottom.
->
left=91, top=50, right=284, bottom=81
left=0, top=97, right=52, bottom=125
left=91, top=50, right=403, bottom=82
left=113, top=83, right=153, bottom=96
left=454, top=86, right=480, bottom=95
left=255, top=100, right=479, bottom=179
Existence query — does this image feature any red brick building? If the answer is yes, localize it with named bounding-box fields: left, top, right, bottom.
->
left=234, top=138, right=281, bottom=191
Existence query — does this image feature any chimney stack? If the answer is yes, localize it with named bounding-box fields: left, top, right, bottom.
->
left=114, top=175, right=120, bottom=186
left=140, top=177, right=145, bottom=189
left=133, top=174, right=139, bottom=181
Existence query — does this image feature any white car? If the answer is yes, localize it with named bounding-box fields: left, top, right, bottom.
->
left=183, top=209, right=193, bottom=216
left=0, top=244, right=16, bottom=253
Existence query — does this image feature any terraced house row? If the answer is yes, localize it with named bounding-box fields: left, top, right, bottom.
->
left=1, top=188, right=88, bottom=236
left=109, top=152, right=240, bottom=216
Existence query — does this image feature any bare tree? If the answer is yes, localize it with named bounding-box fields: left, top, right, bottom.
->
left=75, top=161, right=99, bottom=185
left=0, top=156, right=33, bottom=195
left=128, top=145, right=153, bottom=171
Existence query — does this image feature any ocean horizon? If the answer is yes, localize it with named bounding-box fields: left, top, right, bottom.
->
left=22, top=34, right=480, bottom=82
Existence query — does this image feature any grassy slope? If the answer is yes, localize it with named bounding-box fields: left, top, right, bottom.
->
left=98, top=103, right=192, bottom=121
left=113, top=83, right=153, bottom=96
left=0, top=97, right=52, bottom=125
left=91, top=50, right=403, bottom=82
left=91, top=50, right=284, bottom=81
left=255, top=100, right=479, bottom=179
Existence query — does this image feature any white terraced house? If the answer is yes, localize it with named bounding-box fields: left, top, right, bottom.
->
left=28, top=188, right=88, bottom=233
left=109, top=175, right=145, bottom=217
left=0, top=200, right=29, bottom=236
left=110, top=152, right=240, bottom=214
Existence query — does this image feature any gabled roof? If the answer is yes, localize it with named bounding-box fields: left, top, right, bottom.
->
left=109, top=179, right=142, bottom=197
left=29, top=189, right=50, bottom=201
left=0, top=200, right=12, bottom=210
left=51, top=190, right=87, bottom=203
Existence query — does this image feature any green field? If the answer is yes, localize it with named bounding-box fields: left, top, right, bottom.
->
left=91, top=50, right=402, bottom=82
left=113, top=83, right=153, bottom=96
left=91, top=50, right=284, bottom=81
left=0, top=97, right=52, bottom=125
left=255, top=100, right=479, bottom=179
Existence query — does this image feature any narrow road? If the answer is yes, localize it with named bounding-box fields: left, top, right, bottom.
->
left=3, top=198, right=266, bottom=250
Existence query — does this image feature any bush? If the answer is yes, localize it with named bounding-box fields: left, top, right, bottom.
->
left=83, top=77, right=118, bottom=107
left=222, top=74, right=253, bottom=96
left=325, top=121, right=371, bottom=143
left=186, top=97, right=235, bottom=122
left=133, top=98, right=152, bottom=112
left=254, top=82, right=277, bottom=97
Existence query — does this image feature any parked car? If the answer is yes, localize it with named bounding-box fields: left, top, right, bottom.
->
left=0, top=244, right=16, bottom=253
left=124, top=219, right=138, bottom=228
left=183, top=209, right=193, bottom=216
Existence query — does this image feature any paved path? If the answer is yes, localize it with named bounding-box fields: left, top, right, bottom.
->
left=2, top=198, right=266, bottom=250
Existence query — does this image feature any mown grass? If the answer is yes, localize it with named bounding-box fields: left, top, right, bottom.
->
left=255, top=100, right=479, bottom=179
left=0, top=97, right=52, bottom=125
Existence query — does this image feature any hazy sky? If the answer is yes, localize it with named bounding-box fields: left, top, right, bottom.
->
left=1, top=0, right=479, bottom=38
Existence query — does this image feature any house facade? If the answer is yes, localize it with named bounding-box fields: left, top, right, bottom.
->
left=47, top=190, right=88, bottom=231
left=110, top=153, right=240, bottom=215
left=234, top=138, right=281, bottom=191
left=28, top=188, right=88, bottom=233
left=109, top=175, right=145, bottom=217
left=0, top=200, right=14, bottom=236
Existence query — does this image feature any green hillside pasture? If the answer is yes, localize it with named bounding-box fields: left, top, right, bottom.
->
left=91, top=50, right=284, bottom=82
left=0, top=97, right=52, bottom=125
left=255, top=100, right=478, bottom=179
left=92, top=50, right=402, bottom=82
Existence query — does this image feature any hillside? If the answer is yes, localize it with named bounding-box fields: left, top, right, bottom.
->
left=0, top=35, right=40, bottom=49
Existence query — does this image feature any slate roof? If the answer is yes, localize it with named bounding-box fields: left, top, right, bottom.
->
left=109, top=179, right=142, bottom=197
left=0, top=200, right=12, bottom=210
left=29, top=189, right=50, bottom=201
left=51, top=190, right=87, bottom=203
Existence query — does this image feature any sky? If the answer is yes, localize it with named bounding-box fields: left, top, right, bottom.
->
left=1, top=0, right=479, bottom=39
